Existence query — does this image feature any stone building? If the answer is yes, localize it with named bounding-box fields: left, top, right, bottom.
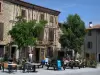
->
left=84, top=22, right=100, bottom=62
left=0, top=0, right=61, bottom=62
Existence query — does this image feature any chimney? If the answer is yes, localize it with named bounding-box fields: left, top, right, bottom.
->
left=89, top=22, right=93, bottom=28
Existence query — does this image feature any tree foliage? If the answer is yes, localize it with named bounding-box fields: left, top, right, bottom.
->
left=60, top=14, right=86, bottom=53
left=9, top=16, right=47, bottom=49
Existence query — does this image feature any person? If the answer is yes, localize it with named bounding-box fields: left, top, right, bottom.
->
left=45, top=57, right=49, bottom=65
left=29, top=52, right=33, bottom=63
left=8, top=57, right=13, bottom=73
left=63, top=57, right=66, bottom=65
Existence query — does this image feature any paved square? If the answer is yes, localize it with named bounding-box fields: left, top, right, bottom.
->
left=0, top=67, right=100, bottom=75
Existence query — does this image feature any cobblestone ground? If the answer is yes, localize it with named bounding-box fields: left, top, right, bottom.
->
left=0, top=67, right=100, bottom=75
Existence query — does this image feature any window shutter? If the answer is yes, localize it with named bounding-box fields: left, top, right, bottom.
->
left=40, top=14, right=44, bottom=21
left=21, top=9, right=26, bottom=17
left=0, top=23, right=4, bottom=41
left=0, top=2, right=1, bottom=12
left=50, top=16, right=53, bottom=23
left=49, top=28, right=54, bottom=41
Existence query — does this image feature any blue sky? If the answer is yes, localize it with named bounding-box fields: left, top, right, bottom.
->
left=24, top=0, right=100, bottom=27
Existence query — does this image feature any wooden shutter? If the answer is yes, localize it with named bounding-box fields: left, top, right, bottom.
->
left=49, top=28, right=54, bottom=41
left=40, top=14, right=44, bottom=21
left=21, top=9, right=26, bottom=17
left=38, top=30, right=44, bottom=41
left=0, top=23, right=4, bottom=41
left=50, top=16, right=53, bottom=23
left=0, top=2, right=1, bottom=12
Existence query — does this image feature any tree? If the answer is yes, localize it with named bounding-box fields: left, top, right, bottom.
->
left=9, top=16, right=47, bottom=50
left=60, top=14, right=86, bottom=54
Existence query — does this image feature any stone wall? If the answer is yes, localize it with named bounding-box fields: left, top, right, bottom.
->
left=0, top=0, right=61, bottom=49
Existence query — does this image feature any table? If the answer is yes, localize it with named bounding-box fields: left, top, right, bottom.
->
left=8, top=64, right=17, bottom=66
left=30, top=63, right=40, bottom=72
left=8, top=64, right=17, bottom=73
left=24, top=62, right=40, bottom=72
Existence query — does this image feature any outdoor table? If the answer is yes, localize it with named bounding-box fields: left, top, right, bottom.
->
left=30, top=63, right=40, bottom=72
left=8, top=64, right=17, bottom=73
left=8, top=64, right=17, bottom=66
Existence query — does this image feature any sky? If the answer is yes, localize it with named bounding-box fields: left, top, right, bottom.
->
left=24, top=0, right=100, bottom=27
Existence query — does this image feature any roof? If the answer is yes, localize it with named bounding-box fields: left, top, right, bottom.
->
left=4, top=0, right=60, bottom=16
left=87, top=24, right=100, bottom=30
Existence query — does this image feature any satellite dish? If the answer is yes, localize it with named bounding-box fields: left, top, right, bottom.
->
left=89, top=22, right=93, bottom=28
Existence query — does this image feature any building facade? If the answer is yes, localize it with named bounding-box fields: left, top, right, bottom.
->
left=0, top=0, right=61, bottom=62
left=84, top=24, right=100, bottom=62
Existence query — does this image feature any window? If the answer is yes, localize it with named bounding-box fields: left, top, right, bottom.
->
left=55, top=17, right=58, bottom=24
left=88, top=30, right=92, bottom=36
left=87, top=42, right=92, bottom=49
left=38, top=30, right=44, bottom=41
left=0, top=23, right=4, bottom=41
left=21, top=9, right=26, bottom=17
left=47, top=47, right=53, bottom=57
left=50, top=16, right=53, bottom=23
left=0, top=2, right=1, bottom=12
left=48, top=28, right=54, bottom=41
left=40, top=14, right=44, bottom=21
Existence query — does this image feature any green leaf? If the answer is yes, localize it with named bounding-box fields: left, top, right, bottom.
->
left=59, top=14, right=86, bottom=53
left=8, top=16, right=47, bottom=49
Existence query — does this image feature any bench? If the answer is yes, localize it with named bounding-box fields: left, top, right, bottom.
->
left=22, top=62, right=41, bottom=73
left=46, top=61, right=65, bottom=70
left=47, top=63, right=57, bottom=70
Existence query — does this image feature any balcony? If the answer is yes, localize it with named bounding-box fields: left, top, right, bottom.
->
left=36, top=41, right=47, bottom=46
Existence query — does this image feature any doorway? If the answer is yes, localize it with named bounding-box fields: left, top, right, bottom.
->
left=58, top=51, right=64, bottom=60
left=35, top=48, right=40, bottom=63
left=86, top=53, right=90, bottom=59
left=0, top=45, right=4, bottom=57
left=11, top=47, right=16, bottom=58
left=99, top=54, right=100, bottom=62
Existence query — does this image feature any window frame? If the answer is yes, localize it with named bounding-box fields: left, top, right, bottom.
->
left=55, top=17, right=58, bottom=24
left=88, top=30, right=92, bottom=36
left=87, top=42, right=92, bottom=49
left=0, top=22, right=4, bottom=41
left=40, top=14, right=44, bottom=21
left=50, top=16, right=54, bottom=23
left=48, top=28, right=54, bottom=41
left=21, top=9, right=26, bottom=18
left=0, top=2, right=2, bottom=13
